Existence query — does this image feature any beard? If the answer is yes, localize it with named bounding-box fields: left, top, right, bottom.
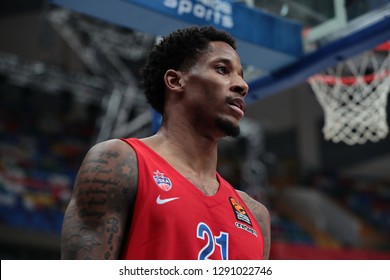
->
left=215, top=117, right=240, bottom=137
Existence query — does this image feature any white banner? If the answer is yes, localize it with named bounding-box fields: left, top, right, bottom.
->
left=1, top=260, right=389, bottom=280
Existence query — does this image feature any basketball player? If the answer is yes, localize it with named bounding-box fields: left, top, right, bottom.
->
left=61, top=26, right=271, bottom=260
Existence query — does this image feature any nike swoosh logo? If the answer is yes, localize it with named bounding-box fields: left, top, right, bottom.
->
left=156, top=195, right=180, bottom=205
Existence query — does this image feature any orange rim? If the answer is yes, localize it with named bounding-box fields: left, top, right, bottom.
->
left=375, top=40, right=390, bottom=51
left=309, top=70, right=390, bottom=85
left=309, top=41, right=390, bottom=85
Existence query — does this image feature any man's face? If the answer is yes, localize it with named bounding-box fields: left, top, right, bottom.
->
left=181, top=41, right=249, bottom=138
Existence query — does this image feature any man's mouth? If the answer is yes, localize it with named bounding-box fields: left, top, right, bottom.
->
left=227, top=98, right=245, bottom=118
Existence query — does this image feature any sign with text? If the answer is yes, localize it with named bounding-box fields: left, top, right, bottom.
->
left=50, top=0, right=303, bottom=72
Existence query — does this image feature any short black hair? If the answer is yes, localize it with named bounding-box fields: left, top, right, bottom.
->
left=141, top=25, right=236, bottom=114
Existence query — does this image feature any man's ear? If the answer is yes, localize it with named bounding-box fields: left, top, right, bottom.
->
left=164, top=69, right=184, bottom=92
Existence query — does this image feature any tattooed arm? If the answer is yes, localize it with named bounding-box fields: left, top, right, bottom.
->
left=61, top=139, right=137, bottom=259
left=238, top=191, right=271, bottom=260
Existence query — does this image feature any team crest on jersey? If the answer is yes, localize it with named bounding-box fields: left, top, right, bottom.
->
left=153, top=170, right=172, bottom=191
left=229, top=197, right=252, bottom=226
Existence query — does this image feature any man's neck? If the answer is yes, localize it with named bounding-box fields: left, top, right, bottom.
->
left=142, top=124, right=220, bottom=178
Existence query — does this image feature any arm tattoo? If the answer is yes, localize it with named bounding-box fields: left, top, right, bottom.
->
left=61, top=142, right=138, bottom=259
left=62, top=226, right=102, bottom=259
left=106, top=217, right=120, bottom=258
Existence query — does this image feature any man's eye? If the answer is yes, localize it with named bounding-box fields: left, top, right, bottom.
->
left=216, top=66, right=228, bottom=74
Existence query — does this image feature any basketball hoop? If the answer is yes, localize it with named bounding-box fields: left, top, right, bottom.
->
left=308, top=41, right=390, bottom=145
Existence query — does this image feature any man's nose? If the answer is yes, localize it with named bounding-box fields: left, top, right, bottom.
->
left=231, top=77, right=249, bottom=97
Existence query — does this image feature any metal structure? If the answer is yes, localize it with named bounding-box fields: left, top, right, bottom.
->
left=0, top=8, right=157, bottom=142
left=48, top=8, right=156, bottom=141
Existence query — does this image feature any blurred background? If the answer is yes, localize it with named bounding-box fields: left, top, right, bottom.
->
left=0, top=0, right=389, bottom=259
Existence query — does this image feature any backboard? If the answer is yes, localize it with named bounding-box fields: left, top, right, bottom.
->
left=249, top=0, right=388, bottom=47
left=245, top=0, right=390, bottom=103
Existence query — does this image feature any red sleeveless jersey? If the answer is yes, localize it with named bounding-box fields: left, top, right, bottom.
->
left=120, top=138, right=264, bottom=260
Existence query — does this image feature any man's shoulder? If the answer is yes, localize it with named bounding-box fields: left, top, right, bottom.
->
left=83, top=139, right=138, bottom=170
left=236, top=190, right=269, bottom=218
left=89, top=138, right=135, bottom=154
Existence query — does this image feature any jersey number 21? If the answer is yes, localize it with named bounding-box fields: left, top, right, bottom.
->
left=197, top=222, right=229, bottom=260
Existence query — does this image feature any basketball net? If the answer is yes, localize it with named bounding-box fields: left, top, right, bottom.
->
left=308, top=41, right=390, bottom=145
